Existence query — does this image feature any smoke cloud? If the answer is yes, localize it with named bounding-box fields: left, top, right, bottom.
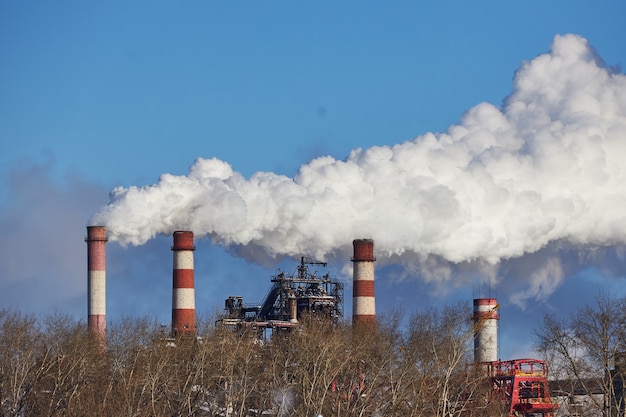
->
left=0, top=156, right=109, bottom=314
left=91, top=35, right=626, bottom=286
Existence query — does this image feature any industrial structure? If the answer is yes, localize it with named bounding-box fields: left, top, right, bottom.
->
left=84, top=227, right=563, bottom=414
left=473, top=297, right=557, bottom=416
left=83, top=229, right=371, bottom=339
left=488, top=358, right=558, bottom=416
left=217, top=256, right=344, bottom=337
left=85, top=225, right=107, bottom=346
left=171, top=231, right=197, bottom=336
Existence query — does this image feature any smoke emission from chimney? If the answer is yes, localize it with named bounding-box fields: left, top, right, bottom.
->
left=91, top=35, right=626, bottom=301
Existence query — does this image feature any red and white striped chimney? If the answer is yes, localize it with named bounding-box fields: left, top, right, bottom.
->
left=473, top=298, right=500, bottom=363
left=86, top=226, right=107, bottom=344
left=352, top=239, right=376, bottom=327
left=171, top=231, right=197, bottom=336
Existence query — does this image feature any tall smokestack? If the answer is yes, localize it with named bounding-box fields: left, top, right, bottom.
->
left=86, top=226, right=107, bottom=346
left=352, top=239, right=376, bottom=327
left=171, top=231, right=197, bottom=337
left=473, top=298, right=499, bottom=363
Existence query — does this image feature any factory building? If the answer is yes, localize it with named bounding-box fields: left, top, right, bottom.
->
left=85, top=227, right=374, bottom=339
left=217, top=256, right=345, bottom=337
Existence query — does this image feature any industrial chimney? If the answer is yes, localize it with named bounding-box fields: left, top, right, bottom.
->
left=351, top=239, right=376, bottom=327
left=86, top=226, right=107, bottom=346
left=473, top=298, right=499, bottom=363
left=171, top=231, right=197, bottom=337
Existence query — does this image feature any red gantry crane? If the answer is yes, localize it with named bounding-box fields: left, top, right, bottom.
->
left=488, top=358, right=558, bottom=417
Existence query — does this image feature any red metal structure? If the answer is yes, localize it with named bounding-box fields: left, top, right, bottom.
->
left=488, top=358, right=557, bottom=416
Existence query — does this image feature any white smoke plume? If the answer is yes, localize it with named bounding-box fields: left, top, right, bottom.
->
left=91, top=35, right=626, bottom=282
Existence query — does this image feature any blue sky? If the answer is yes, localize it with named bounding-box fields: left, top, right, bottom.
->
left=1, top=1, right=625, bottom=360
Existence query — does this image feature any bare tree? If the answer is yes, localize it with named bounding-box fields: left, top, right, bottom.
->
left=394, top=302, right=501, bottom=417
left=198, top=326, right=268, bottom=416
left=0, top=300, right=523, bottom=417
left=264, top=317, right=351, bottom=417
left=103, top=317, right=169, bottom=417
left=29, top=312, right=108, bottom=417
left=535, top=292, right=626, bottom=417
left=0, top=309, right=58, bottom=417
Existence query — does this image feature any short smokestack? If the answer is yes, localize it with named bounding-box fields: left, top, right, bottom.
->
left=473, top=298, right=499, bottom=363
left=352, top=239, right=376, bottom=327
left=171, top=231, right=197, bottom=337
left=289, top=291, right=298, bottom=324
left=86, top=226, right=107, bottom=346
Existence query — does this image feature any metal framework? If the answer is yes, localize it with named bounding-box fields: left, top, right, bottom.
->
left=488, top=358, right=558, bottom=416
left=217, top=256, right=343, bottom=337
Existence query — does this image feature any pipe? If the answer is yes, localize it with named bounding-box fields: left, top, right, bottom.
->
left=473, top=298, right=499, bottom=363
left=86, top=226, right=107, bottom=346
left=171, top=231, right=197, bottom=337
left=351, top=239, right=376, bottom=327
left=289, top=291, right=298, bottom=324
